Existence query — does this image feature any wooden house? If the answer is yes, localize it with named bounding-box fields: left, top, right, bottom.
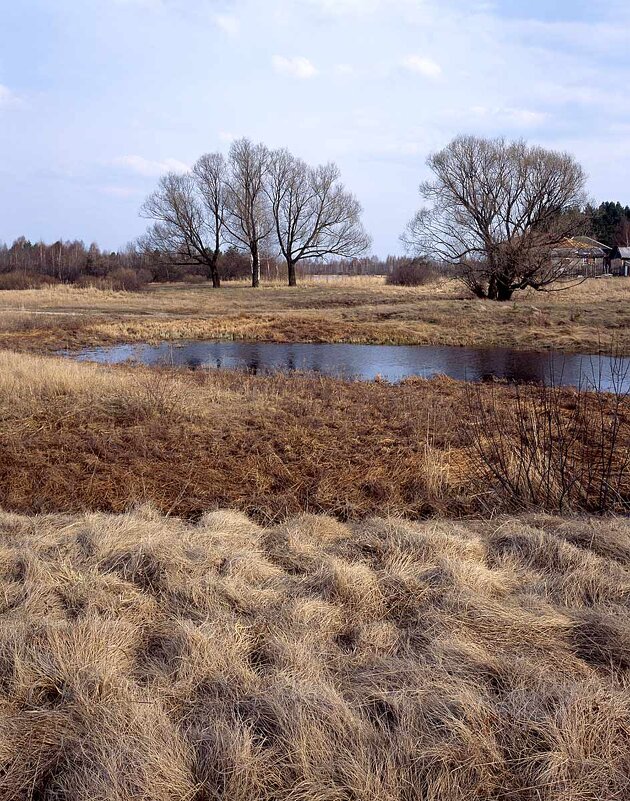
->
left=552, top=236, right=612, bottom=277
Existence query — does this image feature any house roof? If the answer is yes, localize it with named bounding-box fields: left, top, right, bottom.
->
left=616, top=247, right=630, bottom=259
left=561, top=236, right=612, bottom=252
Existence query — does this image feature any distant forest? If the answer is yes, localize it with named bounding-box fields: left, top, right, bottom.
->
left=0, top=201, right=628, bottom=290
left=0, top=237, right=410, bottom=290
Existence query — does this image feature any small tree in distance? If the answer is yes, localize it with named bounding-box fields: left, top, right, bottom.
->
left=140, top=154, right=226, bottom=288
left=267, top=149, right=371, bottom=286
left=222, top=139, right=274, bottom=288
left=403, top=135, right=588, bottom=301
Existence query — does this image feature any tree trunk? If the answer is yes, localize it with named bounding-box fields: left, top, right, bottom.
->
left=208, top=254, right=221, bottom=288
left=251, top=245, right=260, bottom=288
left=487, top=274, right=513, bottom=301
left=287, top=259, right=297, bottom=287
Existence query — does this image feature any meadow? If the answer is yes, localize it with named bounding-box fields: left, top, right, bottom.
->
left=0, top=276, right=629, bottom=355
left=0, top=277, right=629, bottom=800
left=0, top=349, right=628, bottom=522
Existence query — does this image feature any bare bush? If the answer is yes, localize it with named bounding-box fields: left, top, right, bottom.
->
left=466, top=357, right=630, bottom=514
left=106, top=268, right=151, bottom=292
left=386, top=258, right=436, bottom=286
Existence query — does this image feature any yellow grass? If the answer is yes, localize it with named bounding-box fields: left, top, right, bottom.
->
left=0, top=505, right=628, bottom=800
left=0, top=277, right=629, bottom=354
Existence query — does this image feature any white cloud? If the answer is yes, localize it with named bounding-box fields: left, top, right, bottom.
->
left=112, top=0, right=163, bottom=7
left=470, top=105, right=548, bottom=127
left=214, top=13, right=240, bottom=35
left=400, top=55, right=442, bottom=78
left=272, top=55, right=318, bottom=79
left=303, top=0, right=386, bottom=16
left=115, top=155, right=189, bottom=176
left=0, top=84, right=19, bottom=107
left=218, top=130, right=236, bottom=143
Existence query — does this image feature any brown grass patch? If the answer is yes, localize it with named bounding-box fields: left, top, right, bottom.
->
left=0, top=350, right=627, bottom=521
left=0, top=278, right=629, bottom=354
left=0, top=507, right=628, bottom=800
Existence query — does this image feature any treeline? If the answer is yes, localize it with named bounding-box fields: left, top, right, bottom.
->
left=0, top=238, right=153, bottom=290
left=587, top=202, right=630, bottom=248
left=0, top=237, right=413, bottom=289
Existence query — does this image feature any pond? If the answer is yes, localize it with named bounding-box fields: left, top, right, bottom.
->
left=66, top=340, right=630, bottom=392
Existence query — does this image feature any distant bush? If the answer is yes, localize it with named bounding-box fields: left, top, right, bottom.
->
left=77, top=269, right=151, bottom=292
left=386, top=259, right=437, bottom=286
left=0, top=271, right=58, bottom=290
left=182, top=273, right=207, bottom=284
left=106, top=268, right=151, bottom=292
left=218, top=246, right=252, bottom=281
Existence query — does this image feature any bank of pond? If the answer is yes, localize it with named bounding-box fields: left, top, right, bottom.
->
left=62, top=340, right=630, bottom=393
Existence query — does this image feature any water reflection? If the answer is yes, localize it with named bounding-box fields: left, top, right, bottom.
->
left=65, top=341, right=630, bottom=393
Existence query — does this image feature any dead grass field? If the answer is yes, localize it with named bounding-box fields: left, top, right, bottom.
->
left=1, top=350, right=628, bottom=521
left=1, top=276, right=629, bottom=355
left=0, top=505, right=629, bottom=800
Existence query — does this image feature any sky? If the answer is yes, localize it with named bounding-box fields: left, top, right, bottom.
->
left=0, top=0, right=629, bottom=257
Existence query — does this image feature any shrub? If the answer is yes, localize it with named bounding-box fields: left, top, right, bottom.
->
left=0, top=271, right=57, bottom=290
left=466, top=359, right=630, bottom=515
left=386, top=259, right=436, bottom=286
left=106, top=268, right=151, bottom=292
left=75, top=275, right=112, bottom=290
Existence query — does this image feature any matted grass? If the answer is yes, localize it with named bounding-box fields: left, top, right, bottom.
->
left=0, top=506, right=629, bottom=800
left=0, top=350, right=628, bottom=520
left=0, top=277, right=629, bottom=354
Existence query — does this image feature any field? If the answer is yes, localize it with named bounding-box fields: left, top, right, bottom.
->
left=1, top=506, right=629, bottom=800
left=0, top=276, right=629, bottom=355
left=1, top=349, right=628, bottom=522
left=1, top=278, right=629, bottom=800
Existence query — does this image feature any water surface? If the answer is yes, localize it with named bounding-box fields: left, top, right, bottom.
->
left=67, top=340, right=630, bottom=392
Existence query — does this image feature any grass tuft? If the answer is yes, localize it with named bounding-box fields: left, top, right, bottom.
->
left=0, top=507, right=629, bottom=799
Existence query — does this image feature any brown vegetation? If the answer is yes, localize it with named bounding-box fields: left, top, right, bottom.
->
left=385, top=259, right=437, bottom=286
left=0, top=506, right=629, bottom=800
left=0, top=278, right=629, bottom=355
left=0, top=351, right=627, bottom=521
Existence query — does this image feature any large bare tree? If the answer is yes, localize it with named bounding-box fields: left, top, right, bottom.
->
left=140, top=153, right=226, bottom=288
left=267, top=149, right=371, bottom=286
left=403, top=136, right=588, bottom=300
left=223, top=139, right=272, bottom=288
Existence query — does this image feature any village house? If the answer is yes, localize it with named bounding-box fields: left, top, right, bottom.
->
left=552, top=236, right=612, bottom=277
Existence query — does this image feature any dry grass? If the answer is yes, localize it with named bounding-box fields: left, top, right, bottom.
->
left=0, top=505, right=628, bottom=800
left=0, top=277, right=629, bottom=354
left=1, top=350, right=628, bottom=521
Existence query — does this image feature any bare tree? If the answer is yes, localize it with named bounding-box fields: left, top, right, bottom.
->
left=223, top=139, right=272, bottom=288
left=140, top=154, right=226, bottom=288
left=267, top=149, right=371, bottom=286
left=403, top=136, right=588, bottom=300
left=192, top=152, right=227, bottom=286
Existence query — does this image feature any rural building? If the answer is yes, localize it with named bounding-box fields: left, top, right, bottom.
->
left=609, top=246, right=630, bottom=277
left=552, top=236, right=612, bottom=277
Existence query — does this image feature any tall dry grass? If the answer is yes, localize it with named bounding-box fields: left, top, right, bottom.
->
left=0, top=506, right=628, bottom=800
